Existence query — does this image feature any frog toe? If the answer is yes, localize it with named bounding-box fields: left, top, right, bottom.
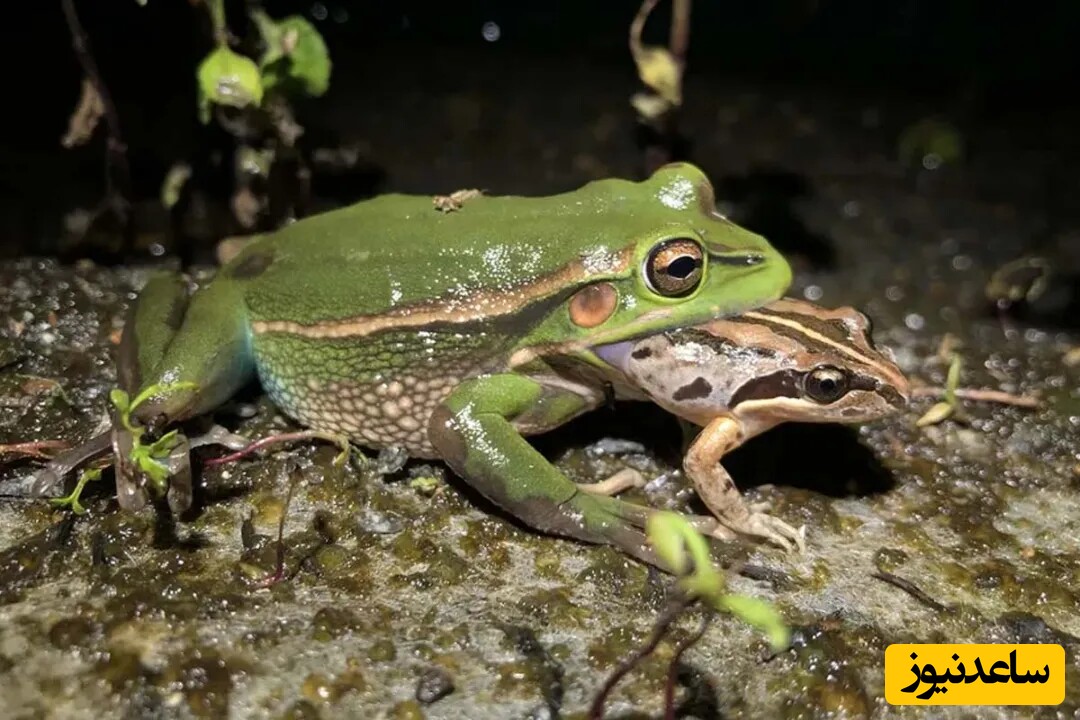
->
left=576, top=467, right=647, bottom=497
left=733, top=510, right=806, bottom=554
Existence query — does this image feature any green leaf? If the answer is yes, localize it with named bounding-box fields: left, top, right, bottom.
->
left=49, top=468, right=102, bottom=515
left=645, top=512, right=724, bottom=600
left=944, top=354, right=962, bottom=406
left=197, top=47, right=264, bottom=123
left=160, top=163, right=192, bottom=209
left=719, top=593, right=791, bottom=652
left=130, top=381, right=198, bottom=415
left=916, top=401, right=954, bottom=427
left=110, top=388, right=130, bottom=414
left=253, top=11, right=332, bottom=98
left=646, top=512, right=692, bottom=576
left=145, top=429, right=180, bottom=457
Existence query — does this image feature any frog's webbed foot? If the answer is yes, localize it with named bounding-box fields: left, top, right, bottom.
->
left=555, top=491, right=663, bottom=567
left=28, top=429, right=113, bottom=499
left=576, top=467, right=647, bottom=497
left=188, top=424, right=252, bottom=452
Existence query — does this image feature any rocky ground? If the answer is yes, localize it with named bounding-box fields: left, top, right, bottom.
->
left=1, top=45, right=1079, bottom=720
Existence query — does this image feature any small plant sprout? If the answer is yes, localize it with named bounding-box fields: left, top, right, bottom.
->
left=629, top=0, right=690, bottom=126
left=49, top=467, right=102, bottom=515
left=916, top=352, right=964, bottom=427
left=110, top=381, right=198, bottom=494
left=647, top=512, right=790, bottom=652
left=589, top=513, right=790, bottom=718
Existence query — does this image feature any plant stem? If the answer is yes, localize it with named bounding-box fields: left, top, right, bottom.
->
left=669, top=0, right=692, bottom=64
left=60, top=0, right=132, bottom=241
left=910, top=385, right=1042, bottom=408
left=588, top=591, right=694, bottom=719
left=205, top=0, right=229, bottom=45
left=663, top=607, right=711, bottom=720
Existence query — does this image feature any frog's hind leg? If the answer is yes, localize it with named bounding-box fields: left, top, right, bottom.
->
left=112, top=270, right=256, bottom=511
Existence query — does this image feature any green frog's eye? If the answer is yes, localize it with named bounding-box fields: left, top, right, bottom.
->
left=645, top=238, right=705, bottom=297
left=804, top=365, right=849, bottom=404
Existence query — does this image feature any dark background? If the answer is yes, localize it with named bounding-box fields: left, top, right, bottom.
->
left=4, top=1, right=1080, bottom=263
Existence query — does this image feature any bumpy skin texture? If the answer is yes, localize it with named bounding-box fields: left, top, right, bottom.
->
left=118, top=162, right=793, bottom=567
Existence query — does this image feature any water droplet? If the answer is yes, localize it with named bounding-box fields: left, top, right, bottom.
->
left=803, top=285, right=823, bottom=301
left=482, top=21, right=501, bottom=42
left=922, top=153, right=943, bottom=171
left=842, top=201, right=861, bottom=218
left=904, top=313, right=925, bottom=331
left=311, top=2, right=327, bottom=21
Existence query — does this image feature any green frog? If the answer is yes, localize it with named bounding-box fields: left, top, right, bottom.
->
left=594, top=296, right=910, bottom=552
left=37, top=162, right=793, bottom=569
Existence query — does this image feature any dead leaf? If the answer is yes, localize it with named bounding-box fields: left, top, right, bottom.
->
left=61, top=77, right=105, bottom=148
left=433, top=189, right=483, bottom=213
left=633, top=46, right=683, bottom=106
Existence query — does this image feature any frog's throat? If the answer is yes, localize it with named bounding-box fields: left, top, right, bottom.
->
left=591, top=340, right=636, bottom=376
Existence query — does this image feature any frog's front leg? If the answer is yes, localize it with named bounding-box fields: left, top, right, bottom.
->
left=429, top=373, right=669, bottom=568
left=684, top=415, right=806, bottom=553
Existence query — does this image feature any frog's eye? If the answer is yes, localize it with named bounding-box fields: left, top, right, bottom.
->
left=645, top=238, right=705, bottom=297
left=804, top=365, right=850, bottom=404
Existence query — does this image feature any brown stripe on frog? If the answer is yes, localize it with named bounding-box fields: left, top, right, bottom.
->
left=739, top=299, right=900, bottom=383
left=679, top=297, right=891, bottom=377
left=251, top=247, right=633, bottom=340
left=667, top=297, right=907, bottom=406
left=727, top=366, right=888, bottom=408
left=729, top=370, right=802, bottom=406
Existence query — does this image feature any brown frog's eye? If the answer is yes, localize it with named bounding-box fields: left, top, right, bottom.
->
left=804, top=365, right=850, bottom=404
left=645, top=238, right=705, bottom=297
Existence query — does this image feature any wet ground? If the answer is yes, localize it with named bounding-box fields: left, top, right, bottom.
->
left=2, top=44, right=1080, bottom=720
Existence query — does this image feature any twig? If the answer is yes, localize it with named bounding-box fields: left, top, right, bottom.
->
left=203, top=430, right=349, bottom=466
left=911, top=385, right=1042, bottom=409
left=60, top=0, right=132, bottom=241
left=663, top=607, right=711, bottom=720
left=629, top=0, right=663, bottom=59
left=588, top=592, right=694, bottom=719
left=0, top=440, right=71, bottom=461
left=251, top=463, right=299, bottom=588
left=871, top=571, right=947, bottom=612
left=669, top=0, right=692, bottom=63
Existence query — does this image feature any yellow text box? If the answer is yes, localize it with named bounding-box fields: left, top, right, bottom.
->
left=885, top=644, right=1064, bottom=705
